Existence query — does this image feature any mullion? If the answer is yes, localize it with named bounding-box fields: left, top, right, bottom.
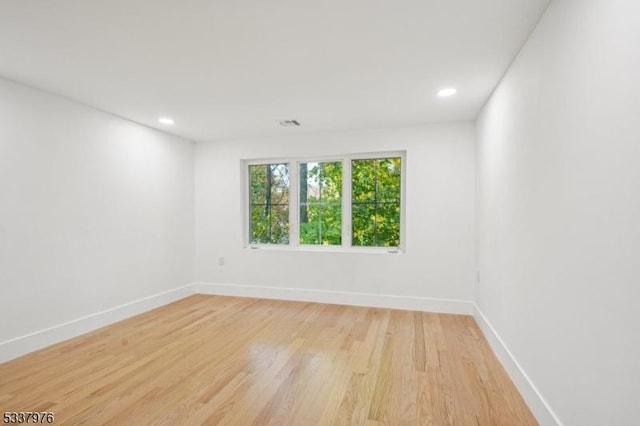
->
left=318, top=165, right=323, bottom=242
left=374, top=160, right=379, bottom=246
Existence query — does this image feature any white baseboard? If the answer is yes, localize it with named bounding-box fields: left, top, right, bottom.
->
left=0, top=283, right=196, bottom=364
left=473, top=304, right=562, bottom=426
left=195, top=282, right=474, bottom=315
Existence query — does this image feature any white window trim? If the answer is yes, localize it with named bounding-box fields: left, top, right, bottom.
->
left=243, top=151, right=406, bottom=254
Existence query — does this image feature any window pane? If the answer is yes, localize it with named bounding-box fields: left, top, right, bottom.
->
left=377, top=157, right=401, bottom=202
left=269, top=164, right=290, bottom=203
left=299, top=161, right=342, bottom=245
left=248, top=163, right=289, bottom=244
left=376, top=202, right=401, bottom=247
left=269, top=204, right=290, bottom=244
left=249, top=165, right=268, bottom=204
left=351, top=157, right=401, bottom=247
left=352, top=159, right=375, bottom=202
left=351, top=203, right=376, bottom=246
left=249, top=205, right=270, bottom=243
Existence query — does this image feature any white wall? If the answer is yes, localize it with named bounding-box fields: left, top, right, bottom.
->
left=476, top=0, right=640, bottom=424
left=0, top=78, right=195, bottom=350
left=195, top=124, right=476, bottom=307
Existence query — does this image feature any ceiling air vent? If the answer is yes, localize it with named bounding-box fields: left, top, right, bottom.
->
left=278, top=119, right=301, bottom=127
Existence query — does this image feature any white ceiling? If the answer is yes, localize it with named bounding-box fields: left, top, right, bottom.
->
left=0, top=0, right=550, bottom=142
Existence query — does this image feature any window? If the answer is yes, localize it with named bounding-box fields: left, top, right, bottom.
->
left=351, top=157, right=401, bottom=247
left=299, top=161, right=342, bottom=245
left=246, top=152, right=404, bottom=251
left=248, top=163, right=290, bottom=244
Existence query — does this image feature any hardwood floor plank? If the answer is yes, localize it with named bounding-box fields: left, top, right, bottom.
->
left=0, top=295, right=537, bottom=425
left=414, top=311, right=427, bottom=373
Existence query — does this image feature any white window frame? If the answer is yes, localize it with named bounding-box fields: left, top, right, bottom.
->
left=243, top=151, right=406, bottom=254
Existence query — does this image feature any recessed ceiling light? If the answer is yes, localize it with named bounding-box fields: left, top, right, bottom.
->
left=437, top=88, right=457, bottom=97
left=158, top=117, right=175, bottom=125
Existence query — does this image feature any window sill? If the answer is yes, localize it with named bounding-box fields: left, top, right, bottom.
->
left=244, top=245, right=404, bottom=254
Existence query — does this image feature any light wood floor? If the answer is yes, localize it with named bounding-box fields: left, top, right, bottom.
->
left=0, top=295, right=537, bottom=425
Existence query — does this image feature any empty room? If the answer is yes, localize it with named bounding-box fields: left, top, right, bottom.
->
left=1, top=0, right=638, bottom=424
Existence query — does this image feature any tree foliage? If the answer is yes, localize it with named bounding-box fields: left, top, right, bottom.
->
left=299, top=161, right=342, bottom=245
left=249, top=157, right=401, bottom=247
left=351, top=158, right=401, bottom=247
left=249, top=164, right=289, bottom=244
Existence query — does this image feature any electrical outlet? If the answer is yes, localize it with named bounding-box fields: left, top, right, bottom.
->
left=219, top=257, right=225, bottom=266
